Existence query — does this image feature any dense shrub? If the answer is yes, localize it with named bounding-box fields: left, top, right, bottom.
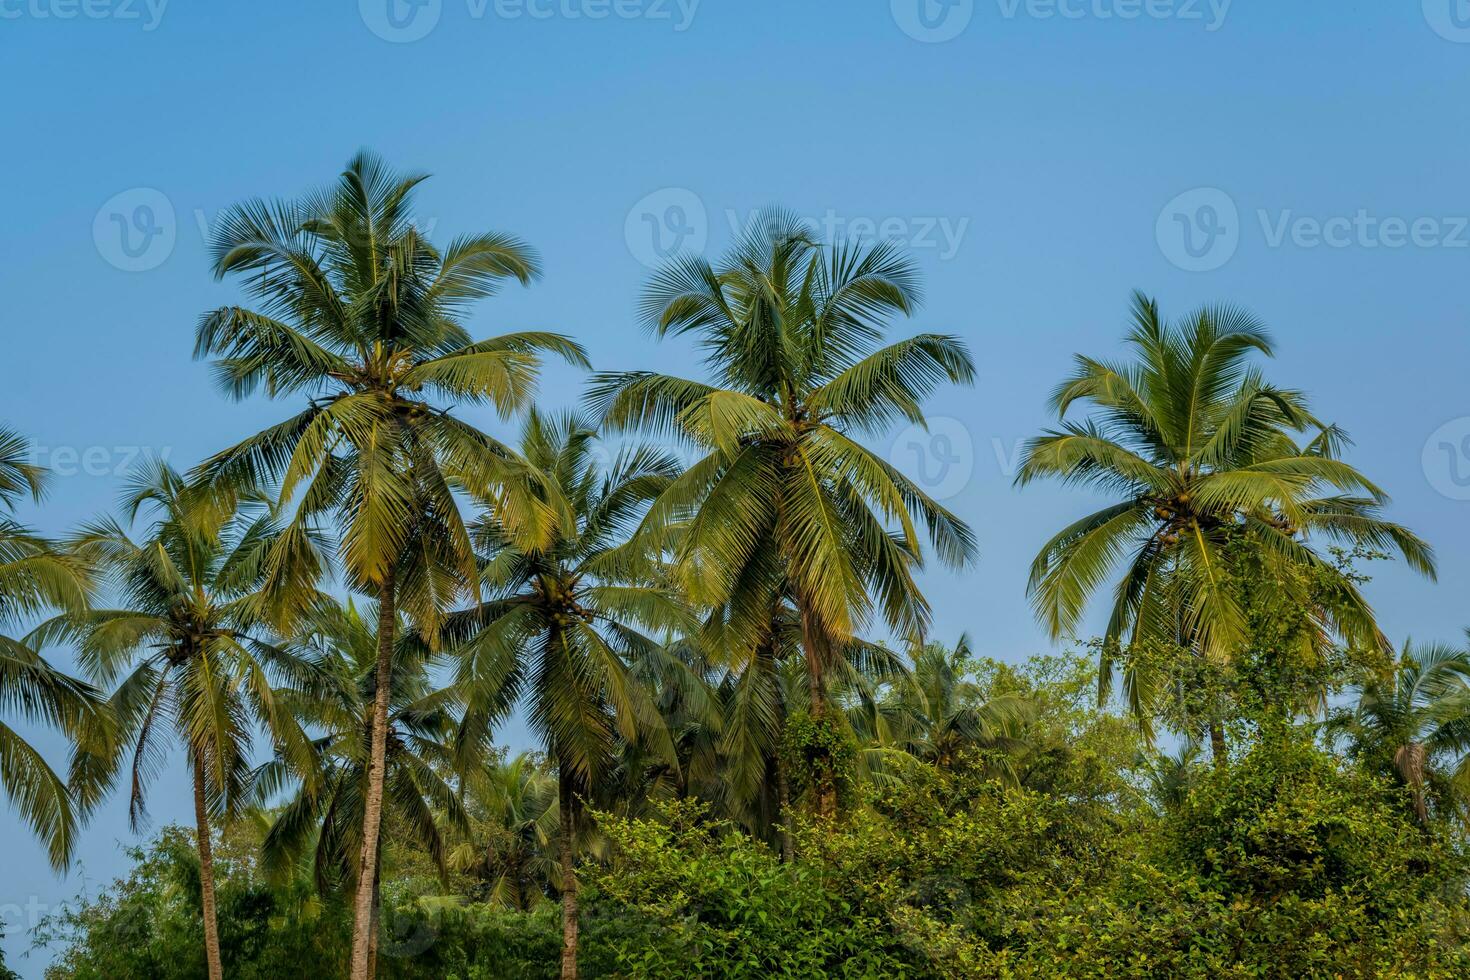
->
left=38, top=736, right=1470, bottom=978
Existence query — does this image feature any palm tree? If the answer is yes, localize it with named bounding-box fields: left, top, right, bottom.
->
left=1016, top=293, right=1434, bottom=759
left=254, top=598, right=485, bottom=977
left=32, top=461, right=321, bottom=980
left=1137, top=741, right=1203, bottom=814
left=863, top=634, right=1033, bottom=771
left=191, top=150, right=587, bottom=979
left=449, top=751, right=559, bottom=911
left=0, top=425, right=101, bottom=870
left=441, top=411, right=699, bottom=979
left=1330, top=639, right=1470, bottom=824
left=590, top=209, right=977, bottom=814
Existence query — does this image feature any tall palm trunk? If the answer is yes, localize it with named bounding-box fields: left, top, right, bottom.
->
left=769, top=648, right=795, bottom=861
left=558, top=761, right=580, bottom=980
left=366, top=851, right=382, bottom=978
left=793, top=589, right=837, bottom=817
left=1209, top=722, right=1228, bottom=769
left=350, top=571, right=397, bottom=980
left=775, top=753, right=796, bottom=862
left=191, top=749, right=223, bottom=980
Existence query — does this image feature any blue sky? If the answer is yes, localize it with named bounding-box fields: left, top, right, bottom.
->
left=5, top=1, right=1470, bottom=973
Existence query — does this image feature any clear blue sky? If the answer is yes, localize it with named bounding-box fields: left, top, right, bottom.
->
left=5, top=2, right=1470, bottom=974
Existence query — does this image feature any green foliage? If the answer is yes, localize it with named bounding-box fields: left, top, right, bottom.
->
left=39, top=826, right=348, bottom=980
left=589, top=800, right=906, bottom=978
left=779, top=710, right=858, bottom=811
left=39, top=673, right=1470, bottom=980
left=0, top=934, right=17, bottom=980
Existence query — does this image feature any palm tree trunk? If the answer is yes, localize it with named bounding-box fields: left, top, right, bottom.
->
left=762, top=631, right=797, bottom=861
left=793, top=589, right=837, bottom=818
left=191, top=750, right=224, bottom=980
left=366, top=850, right=382, bottom=978
left=350, top=571, right=397, bottom=980
left=795, top=597, right=830, bottom=720
left=558, top=761, right=579, bottom=980
left=775, top=753, right=796, bottom=862
left=1209, top=723, right=1228, bottom=769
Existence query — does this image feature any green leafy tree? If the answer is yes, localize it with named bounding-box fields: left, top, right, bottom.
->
left=33, top=461, right=321, bottom=980
left=592, top=210, right=977, bottom=815
left=442, top=411, right=700, bottom=979
left=0, top=426, right=100, bottom=871
left=192, top=151, right=587, bottom=979
left=1016, top=293, right=1433, bottom=756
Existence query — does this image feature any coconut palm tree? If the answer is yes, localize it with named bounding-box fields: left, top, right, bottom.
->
left=1016, top=293, right=1434, bottom=758
left=253, top=598, right=488, bottom=977
left=439, top=411, right=700, bottom=979
left=0, top=425, right=101, bottom=871
left=590, top=209, right=977, bottom=814
left=191, top=150, right=588, bottom=979
left=1330, top=638, right=1470, bottom=825
left=1137, top=742, right=1203, bottom=814
left=449, top=751, right=558, bottom=911
left=31, top=460, right=322, bottom=980
left=862, top=634, right=1033, bottom=771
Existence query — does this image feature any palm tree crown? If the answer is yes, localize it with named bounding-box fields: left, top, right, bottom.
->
left=0, top=425, right=100, bottom=870
left=591, top=210, right=977, bottom=719
left=1331, top=638, right=1470, bottom=824
left=1017, top=293, right=1433, bottom=714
